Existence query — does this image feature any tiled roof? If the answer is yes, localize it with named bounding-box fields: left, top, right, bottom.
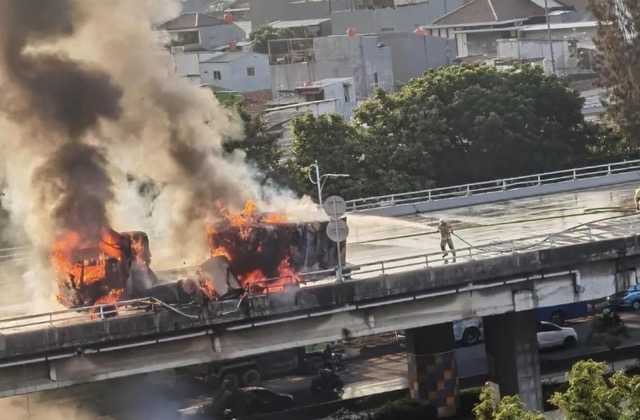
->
left=158, top=13, right=223, bottom=31
left=431, top=0, right=545, bottom=27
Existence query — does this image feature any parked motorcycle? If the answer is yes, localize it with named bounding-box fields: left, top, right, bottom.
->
left=310, top=369, right=344, bottom=395
left=331, top=351, right=350, bottom=374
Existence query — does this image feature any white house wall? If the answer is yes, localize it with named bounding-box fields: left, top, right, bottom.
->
left=172, top=51, right=217, bottom=78
left=321, top=81, right=357, bottom=119
left=270, top=36, right=394, bottom=99
left=200, top=54, right=270, bottom=92
left=498, top=39, right=571, bottom=70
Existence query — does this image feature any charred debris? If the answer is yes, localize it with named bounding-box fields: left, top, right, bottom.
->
left=56, top=217, right=346, bottom=312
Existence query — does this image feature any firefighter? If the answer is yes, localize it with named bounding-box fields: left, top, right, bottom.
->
left=635, top=186, right=640, bottom=211
left=438, top=219, right=456, bottom=261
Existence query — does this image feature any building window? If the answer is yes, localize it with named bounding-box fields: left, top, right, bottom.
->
left=247, top=67, right=255, bottom=76
left=213, top=71, right=222, bottom=80
left=343, top=84, right=351, bottom=102
left=374, top=72, right=379, bottom=87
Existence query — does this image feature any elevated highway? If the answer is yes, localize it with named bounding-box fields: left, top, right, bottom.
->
left=0, top=213, right=640, bottom=401
left=0, top=177, right=637, bottom=318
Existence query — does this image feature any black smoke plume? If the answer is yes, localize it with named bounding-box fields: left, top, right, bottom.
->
left=0, top=0, right=122, bottom=240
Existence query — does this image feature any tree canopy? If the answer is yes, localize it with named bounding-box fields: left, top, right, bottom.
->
left=249, top=25, right=296, bottom=54
left=286, top=64, right=621, bottom=201
left=589, top=0, right=640, bottom=144
left=475, top=360, right=640, bottom=420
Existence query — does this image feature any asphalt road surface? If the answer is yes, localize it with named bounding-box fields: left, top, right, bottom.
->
left=3, top=311, right=640, bottom=420
left=263, top=311, right=640, bottom=406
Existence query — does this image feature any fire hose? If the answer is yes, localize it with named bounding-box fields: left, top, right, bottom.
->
left=451, top=210, right=638, bottom=255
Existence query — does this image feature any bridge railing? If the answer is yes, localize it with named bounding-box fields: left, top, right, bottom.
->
left=0, top=297, right=198, bottom=333
left=2, top=214, right=639, bottom=331
left=345, top=159, right=640, bottom=212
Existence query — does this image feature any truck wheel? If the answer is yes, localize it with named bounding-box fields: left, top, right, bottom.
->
left=462, top=327, right=481, bottom=346
left=242, top=369, right=261, bottom=387
left=221, top=373, right=239, bottom=391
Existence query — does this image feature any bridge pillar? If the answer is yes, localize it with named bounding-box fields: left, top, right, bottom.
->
left=483, top=310, right=543, bottom=411
left=406, top=322, right=458, bottom=418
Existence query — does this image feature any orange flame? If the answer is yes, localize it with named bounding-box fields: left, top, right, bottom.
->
left=205, top=200, right=300, bottom=296
left=53, top=228, right=125, bottom=307
left=131, top=237, right=146, bottom=267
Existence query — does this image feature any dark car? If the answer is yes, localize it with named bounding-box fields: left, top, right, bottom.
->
left=241, top=387, right=295, bottom=414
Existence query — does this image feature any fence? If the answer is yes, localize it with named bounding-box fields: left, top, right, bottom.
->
left=345, top=159, right=640, bottom=212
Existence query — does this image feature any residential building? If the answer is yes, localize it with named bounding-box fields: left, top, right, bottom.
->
left=158, top=12, right=247, bottom=50
left=170, top=46, right=220, bottom=85
left=294, top=78, right=357, bottom=117
left=249, top=0, right=352, bottom=28
left=269, top=32, right=453, bottom=97
left=331, top=0, right=466, bottom=35
left=269, top=18, right=333, bottom=38
left=494, top=20, right=597, bottom=77
left=264, top=77, right=357, bottom=156
left=199, top=51, right=270, bottom=93
left=376, top=32, right=455, bottom=88
left=424, top=0, right=587, bottom=60
left=580, top=88, right=605, bottom=122
left=180, top=0, right=214, bottom=13
left=269, top=35, right=394, bottom=99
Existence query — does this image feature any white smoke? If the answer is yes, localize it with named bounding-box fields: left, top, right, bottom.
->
left=0, top=0, right=320, bottom=312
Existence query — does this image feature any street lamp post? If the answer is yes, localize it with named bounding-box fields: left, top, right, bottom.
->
left=308, top=160, right=349, bottom=206
left=544, top=0, right=556, bottom=74
left=544, top=2, right=576, bottom=75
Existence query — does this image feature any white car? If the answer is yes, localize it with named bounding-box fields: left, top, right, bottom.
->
left=536, top=321, right=578, bottom=350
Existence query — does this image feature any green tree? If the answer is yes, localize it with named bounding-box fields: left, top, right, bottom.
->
left=550, top=360, right=624, bottom=420
left=589, top=0, right=640, bottom=144
left=354, top=88, right=448, bottom=194
left=360, top=64, right=598, bottom=187
left=473, top=387, right=545, bottom=420
left=290, top=112, right=366, bottom=201
left=287, top=64, right=625, bottom=201
left=249, top=25, right=296, bottom=54
left=373, top=398, right=437, bottom=420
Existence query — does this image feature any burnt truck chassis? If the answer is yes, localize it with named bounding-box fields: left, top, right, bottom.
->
left=140, top=218, right=347, bottom=306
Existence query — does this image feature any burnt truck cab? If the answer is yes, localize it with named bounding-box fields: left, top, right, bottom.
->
left=56, top=229, right=159, bottom=308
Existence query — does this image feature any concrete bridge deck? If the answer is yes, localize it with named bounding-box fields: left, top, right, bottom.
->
left=0, top=213, right=639, bottom=397
left=0, top=180, right=637, bottom=318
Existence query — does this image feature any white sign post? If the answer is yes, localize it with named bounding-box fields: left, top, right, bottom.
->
left=324, top=196, right=348, bottom=282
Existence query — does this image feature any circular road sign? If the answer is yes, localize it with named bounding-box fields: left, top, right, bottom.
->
left=326, top=219, right=349, bottom=242
left=323, top=195, right=347, bottom=219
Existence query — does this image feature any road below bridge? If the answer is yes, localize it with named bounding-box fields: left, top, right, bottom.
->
left=3, top=311, right=640, bottom=419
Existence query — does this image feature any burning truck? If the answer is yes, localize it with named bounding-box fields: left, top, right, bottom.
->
left=54, top=201, right=347, bottom=310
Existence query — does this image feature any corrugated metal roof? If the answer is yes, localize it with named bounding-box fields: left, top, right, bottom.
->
left=201, top=52, right=261, bottom=63
left=430, top=0, right=544, bottom=27
left=158, top=13, right=223, bottom=30
left=519, top=20, right=597, bottom=31
left=269, top=18, right=331, bottom=29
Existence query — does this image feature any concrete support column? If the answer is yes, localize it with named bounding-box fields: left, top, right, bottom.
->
left=406, top=322, right=458, bottom=418
left=483, top=310, right=543, bottom=411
